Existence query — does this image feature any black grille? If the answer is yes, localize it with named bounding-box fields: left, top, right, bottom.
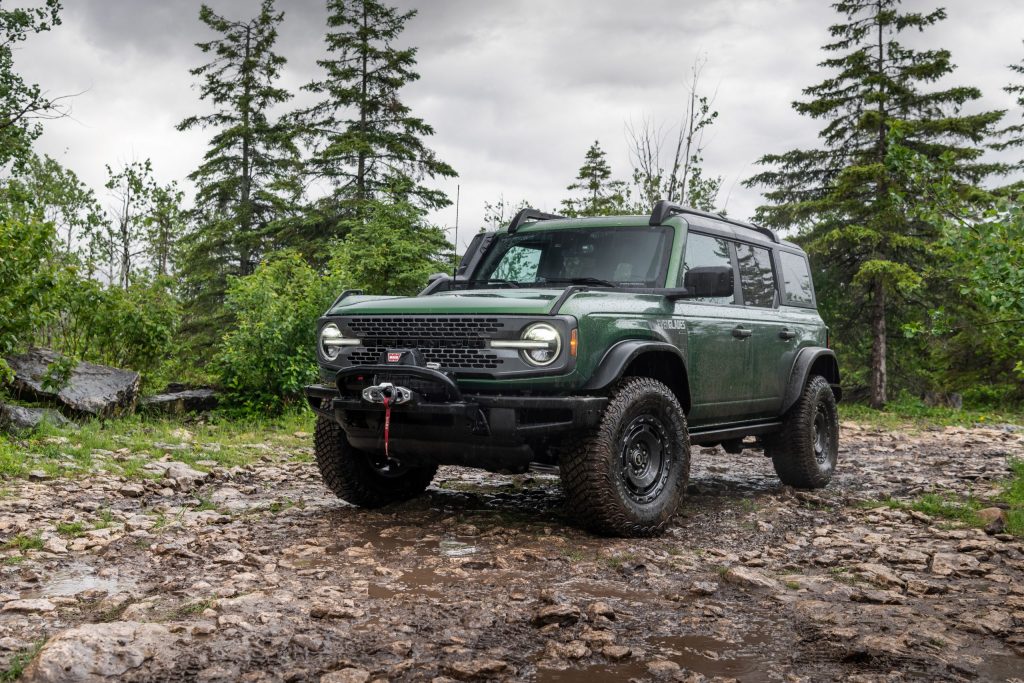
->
left=348, top=346, right=503, bottom=370
left=347, top=317, right=505, bottom=339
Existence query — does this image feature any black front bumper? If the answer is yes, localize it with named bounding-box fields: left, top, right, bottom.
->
left=305, top=365, right=606, bottom=466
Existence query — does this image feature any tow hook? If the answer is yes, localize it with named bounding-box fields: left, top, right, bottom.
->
left=361, top=382, right=413, bottom=405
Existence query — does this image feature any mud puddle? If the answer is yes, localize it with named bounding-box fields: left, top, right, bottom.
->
left=19, top=563, right=132, bottom=599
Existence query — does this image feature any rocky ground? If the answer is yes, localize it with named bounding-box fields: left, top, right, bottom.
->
left=1, top=422, right=1023, bottom=682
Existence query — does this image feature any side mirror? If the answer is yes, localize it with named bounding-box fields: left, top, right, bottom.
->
left=682, top=266, right=733, bottom=298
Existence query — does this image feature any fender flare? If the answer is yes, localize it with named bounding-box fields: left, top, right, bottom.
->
left=782, top=347, right=841, bottom=414
left=582, top=340, right=687, bottom=392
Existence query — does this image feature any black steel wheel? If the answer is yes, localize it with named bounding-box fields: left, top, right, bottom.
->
left=765, top=375, right=839, bottom=488
left=560, top=377, right=690, bottom=537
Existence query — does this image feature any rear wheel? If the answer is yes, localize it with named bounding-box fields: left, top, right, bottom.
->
left=314, top=416, right=436, bottom=508
left=765, top=375, right=838, bottom=488
left=560, top=377, right=690, bottom=537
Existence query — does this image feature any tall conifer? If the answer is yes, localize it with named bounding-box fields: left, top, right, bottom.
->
left=745, top=0, right=1004, bottom=407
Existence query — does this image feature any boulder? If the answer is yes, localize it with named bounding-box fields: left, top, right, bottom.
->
left=0, top=403, right=71, bottom=434
left=6, top=349, right=139, bottom=418
left=21, top=621, right=182, bottom=683
left=140, top=388, right=218, bottom=415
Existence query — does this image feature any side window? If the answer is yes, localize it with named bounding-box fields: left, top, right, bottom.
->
left=680, top=232, right=736, bottom=305
left=491, top=245, right=541, bottom=282
left=779, top=251, right=814, bottom=306
left=735, top=243, right=776, bottom=307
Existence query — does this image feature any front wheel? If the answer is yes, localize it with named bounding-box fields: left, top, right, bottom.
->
left=765, top=375, right=839, bottom=488
left=559, top=377, right=690, bottom=537
left=314, top=416, right=437, bottom=508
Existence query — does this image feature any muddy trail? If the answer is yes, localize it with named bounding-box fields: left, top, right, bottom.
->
left=2, top=423, right=1023, bottom=682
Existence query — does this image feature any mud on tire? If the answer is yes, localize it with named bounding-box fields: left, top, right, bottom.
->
left=559, top=377, right=690, bottom=537
left=314, top=415, right=437, bottom=508
left=765, top=374, right=838, bottom=489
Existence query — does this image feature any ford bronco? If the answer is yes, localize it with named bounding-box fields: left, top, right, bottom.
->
left=305, top=200, right=841, bottom=536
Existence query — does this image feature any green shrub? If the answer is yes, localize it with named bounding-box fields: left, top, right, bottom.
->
left=214, top=251, right=336, bottom=412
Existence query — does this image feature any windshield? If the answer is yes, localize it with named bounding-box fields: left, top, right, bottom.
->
left=471, top=226, right=673, bottom=288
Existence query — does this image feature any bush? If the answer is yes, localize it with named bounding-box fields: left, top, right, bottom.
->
left=214, top=251, right=337, bottom=413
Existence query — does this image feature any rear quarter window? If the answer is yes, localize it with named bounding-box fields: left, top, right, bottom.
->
left=779, top=251, right=815, bottom=306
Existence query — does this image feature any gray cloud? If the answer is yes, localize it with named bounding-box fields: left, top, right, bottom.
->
left=15, top=0, right=1024, bottom=249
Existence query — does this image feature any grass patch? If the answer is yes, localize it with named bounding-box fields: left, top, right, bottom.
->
left=2, top=555, right=25, bottom=565
left=0, top=639, right=45, bottom=682
left=840, top=393, right=1024, bottom=431
left=174, top=599, right=215, bottom=618
left=3, top=533, right=43, bottom=552
left=93, top=508, right=114, bottom=530
left=55, top=521, right=86, bottom=538
left=605, top=552, right=638, bottom=569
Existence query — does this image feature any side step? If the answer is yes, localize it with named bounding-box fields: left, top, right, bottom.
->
left=688, top=421, right=782, bottom=446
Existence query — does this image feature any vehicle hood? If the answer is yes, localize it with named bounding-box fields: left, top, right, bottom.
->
left=327, top=289, right=563, bottom=316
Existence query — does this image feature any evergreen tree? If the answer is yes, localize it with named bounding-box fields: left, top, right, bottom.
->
left=561, top=141, right=627, bottom=217
left=744, top=1, right=1004, bottom=408
left=177, top=1, right=299, bottom=339
left=994, top=44, right=1024, bottom=192
left=0, top=1, right=62, bottom=172
left=296, top=0, right=455, bottom=248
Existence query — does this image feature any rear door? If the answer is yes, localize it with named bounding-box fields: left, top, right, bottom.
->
left=674, top=231, right=752, bottom=424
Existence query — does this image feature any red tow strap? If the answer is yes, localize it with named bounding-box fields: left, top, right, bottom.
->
left=382, top=395, right=392, bottom=458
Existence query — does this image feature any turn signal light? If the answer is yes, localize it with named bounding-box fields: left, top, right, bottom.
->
left=569, top=328, right=578, bottom=357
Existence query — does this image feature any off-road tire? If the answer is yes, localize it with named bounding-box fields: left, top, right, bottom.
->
left=559, top=377, right=690, bottom=537
left=314, top=416, right=437, bottom=508
left=765, top=375, right=838, bottom=488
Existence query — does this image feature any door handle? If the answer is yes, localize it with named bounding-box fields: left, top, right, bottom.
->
left=778, top=329, right=797, bottom=340
left=732, top=326, right=752, bottom=339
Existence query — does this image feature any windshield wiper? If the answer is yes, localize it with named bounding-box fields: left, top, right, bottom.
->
left=462, top=278, right=521, bottom=288
left=538, top=277, right=617, bottom=288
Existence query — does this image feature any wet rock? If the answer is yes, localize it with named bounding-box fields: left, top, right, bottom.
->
left=646, top=659, right=681, bottom=678
left=2, top=599, right=55, bottom=614
left=586, top=601, right=615, bottom=621
left=689, top=581, right=718, bottom=595
left=214, top=549, right=245, bottom=564
left=0, top=403, right=71, bottom=435
left=723, top=566, right=780, bottom=590
left=310, top=602, right=365, bottom=619
left=118, top=483, right=145, bottom=498
left=854, top=563, right=905, bottom=589
left=531, top=603, right=581, bottom=627
left=42, top=537, right=67, bottom=554
left=6, top=348, right=140, bottom=418
left=602, top=645, right=632, bottom=661
left=21, top=621, right=180, bottom=682
left=320, top=669, right=371, bottom=683
left=140, top=388, right=218, bottom=415
left=977, top=507, right=1007, bottom=534
left=930, top=552, right=980, bottom=576
left=544, top=639, right=590, bottom=660
left=444, top=659, right=511, bottom=680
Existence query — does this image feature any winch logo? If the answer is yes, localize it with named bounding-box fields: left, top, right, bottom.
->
left=386, top=352, right=403, bottom=363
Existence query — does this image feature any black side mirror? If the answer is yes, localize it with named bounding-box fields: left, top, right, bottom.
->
left=683, top=266, right=733, bottom=298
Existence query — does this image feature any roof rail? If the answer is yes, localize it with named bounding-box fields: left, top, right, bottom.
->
left=507, top=208, right=565, bottom=234
left=649, top=200, right=778, bottom=243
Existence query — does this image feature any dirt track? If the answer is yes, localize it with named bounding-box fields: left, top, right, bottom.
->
left=2, top=422, right=1023, bottom=682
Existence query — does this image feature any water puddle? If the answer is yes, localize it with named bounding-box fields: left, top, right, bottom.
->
left=20, top=564, right=132, bottom=599
left=538, top=631, right=772, bottom=682
left=438, top=539, right=477, bottom=557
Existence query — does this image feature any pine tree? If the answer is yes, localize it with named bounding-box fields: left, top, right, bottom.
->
left=561, top=141, right=627, bottom=217
left=744, top=1, right=1004, bottom=408
left=994, top=44, right=1024, bottom=192
left=297, top=0, right=455, bottom=245
left=177, top=1, right=299, bottom=339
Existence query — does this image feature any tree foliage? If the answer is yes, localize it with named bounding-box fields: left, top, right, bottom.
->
left=745, top=0, right=1005, bottom=407
left=561, top=141, right=628, bottom=217
left=294, top=0, right=455, bottom=253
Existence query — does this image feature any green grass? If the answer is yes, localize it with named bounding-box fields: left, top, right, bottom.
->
left=0, top=640, right=45, bottom=682
left=0, top=408, right=315, bottom=483
left=174, top=599, right=215, bottom=618
left=3, top=533, right=43, bottom=552
left=55, top=521, right=86, bottom=538
left=840, top=393, right=1024, bottom=431
left=93, top=508, right=114, bottom=530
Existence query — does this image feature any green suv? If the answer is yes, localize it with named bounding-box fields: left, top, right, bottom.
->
left=305, top=201, right=841, bottom=536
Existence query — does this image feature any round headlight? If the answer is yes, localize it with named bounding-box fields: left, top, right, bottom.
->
left=521, top=323, right=561, bottom=366
left=320, top=323, right=344, bottom=361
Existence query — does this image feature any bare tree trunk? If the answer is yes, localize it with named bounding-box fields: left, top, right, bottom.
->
left=870, top=278, right=887, bottom=409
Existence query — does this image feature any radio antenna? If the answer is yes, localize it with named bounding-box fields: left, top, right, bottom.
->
left=452, top=184, right=460, bottom=279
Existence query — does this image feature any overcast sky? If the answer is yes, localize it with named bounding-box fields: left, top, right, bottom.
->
left=16, top=0, right=1024, bottom=249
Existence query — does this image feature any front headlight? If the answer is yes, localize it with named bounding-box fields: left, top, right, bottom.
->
left=320, top=323, right=358, bottom=360
left=520, top=323, right=561, bottom=366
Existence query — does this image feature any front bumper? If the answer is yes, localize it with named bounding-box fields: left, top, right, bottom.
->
left=305, top=365, right=606, bottom=463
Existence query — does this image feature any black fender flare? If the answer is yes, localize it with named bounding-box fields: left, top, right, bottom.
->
left=782, top=347, right=841, bottom=414
left=582, top=340, right=687, bottom=392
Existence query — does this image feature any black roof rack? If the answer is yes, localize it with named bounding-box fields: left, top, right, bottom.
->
left=507, top=208, right=565, bottom=234
left=649, top=200, right=778, bottom=243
